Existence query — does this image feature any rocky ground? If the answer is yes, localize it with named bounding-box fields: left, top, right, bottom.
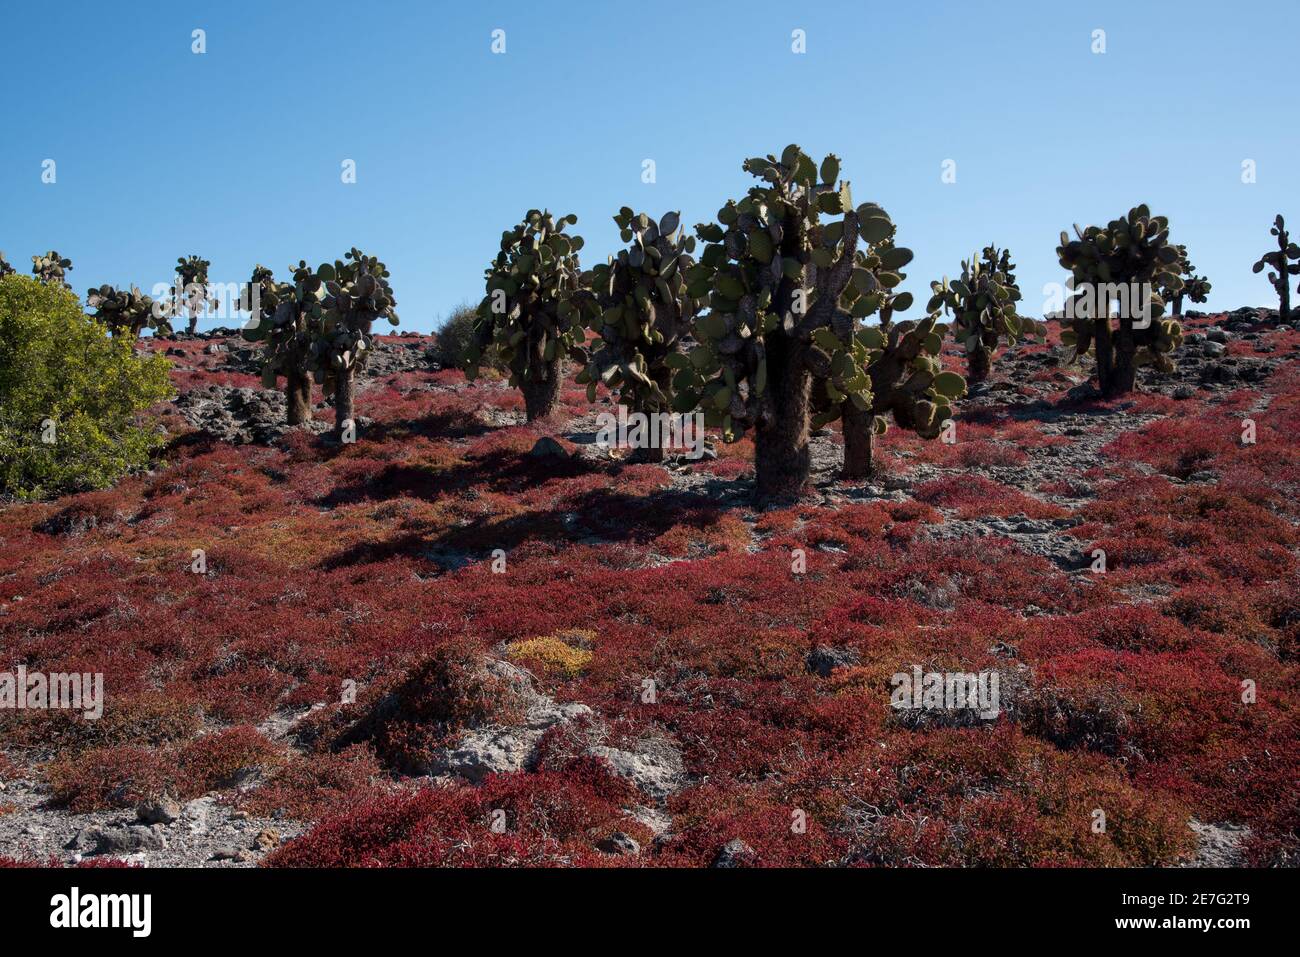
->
left=1, top=308, right=1296, bottom=867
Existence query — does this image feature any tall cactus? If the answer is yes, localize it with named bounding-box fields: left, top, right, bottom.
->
left=820, top=310, right=967, bottom=478
left=31, top=251, right=72, bottom=288
left=575, top=209, right=701, bottom=461
left=798, top=223, right=961, bottom=479
left=86, top=284, right=171, bottom=338
left=306, top=249, right=399, bottom=439
left=174, top=255, right=217, bottom=335
left=672, top=146, right=892, bottom=500
left=239, top=265, right=317, bottom=425
left=928, top=245, right=1043, bottom=382
left=1055, top=205, right=1184, bottom=398
left=1252, top=215, right=1299, bottom=322
left=1163, top=245, right=1211, bottom=316
left=463, top=210, right=594, bottom=422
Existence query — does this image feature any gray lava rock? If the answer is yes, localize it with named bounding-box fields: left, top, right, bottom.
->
left=807, top=645, right=860, bottom=678
left=136, top=795, right=181, bottom=825
left=528, top=436, right=572, bottom=460
left=596, top=832, right=641, bottom=856
left=88, top=824, right=167, bottom=855
left=713, top=839, right=756, bottom=868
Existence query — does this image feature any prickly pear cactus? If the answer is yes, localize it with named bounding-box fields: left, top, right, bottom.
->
left=1252, top=215, right=1299, bottom=322
left=673, top=145, right=899, bottom=499
left=1055, top=204, right=1185, bottom=397
left=463, top=210, right=594, bottom=422
left=928, top=245, right=1043, bottom=382
left=576, top=209, right=702, bottom=456
left=306, top=249, right=400, bottom=437
left=1163, top=245, right=1211, bottom=315
left=0, top=252, right=14, bottom=279
left=174, top=255, right=217, bottom=334
left=815, top=309, right=967, bottom=477
left=31, top=251, right=72, bottom=288
left=240, top=264, right=318, bottom=424
left=86, top=284, right=169, bottom=338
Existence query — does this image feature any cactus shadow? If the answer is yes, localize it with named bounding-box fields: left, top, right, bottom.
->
left=316, top=480, right=744, bottom=572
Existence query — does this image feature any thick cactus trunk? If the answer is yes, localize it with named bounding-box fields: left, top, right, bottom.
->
left=334, top=371, right=355, bottom=439
left=754, top=337, right=811, bottom=502
left=522, top=356, right=563, bottom=422
left=966, top=344, right=992, bottom=383
left=1092, top=311, right=1136, bottom=399
left=1281, top=282, right=1292, bottom=323
left=1098, top=316, right=1137, bottom=398
left=286, top=368, right=312, bottom=425
left=841, top=399, right=874, bottom=479
left=629, top=368, right=673, bottom=463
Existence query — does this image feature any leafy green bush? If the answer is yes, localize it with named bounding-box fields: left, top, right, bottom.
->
left=0, top=275, right=173, bottom=500
left=432, top=302, right=500, bottom=371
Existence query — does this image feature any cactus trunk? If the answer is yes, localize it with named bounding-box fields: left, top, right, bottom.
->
left=754, top=338, right=811, bottom=501
left=841, top=399, right=874, bottom=479
left=523, top=354, right=563, bottom=422
left=1281, top=284, right=1292, bottom=323
left=1173, top=293, right=1185, bottom=316
left=967, top=344, right=992, bottom=383
left=334, top=371, right=355, bottom=439
left=1097, top=317, right=1138, bottom=398
left=187, top=314, right=198, bottom=335
left=286, top=369, right=311, bottom=425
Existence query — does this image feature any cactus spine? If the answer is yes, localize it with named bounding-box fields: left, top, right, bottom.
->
left=576, top=209, right=700, bottom=461
left=1252, top=215, right=1299, bottom=321
left=464, top=210, right=593, bottom=422
left=1055, top=205, right=1184, bottom=398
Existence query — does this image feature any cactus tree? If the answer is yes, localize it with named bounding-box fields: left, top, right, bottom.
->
left=32, top=251, right=72, bottom=288
left=1252, top=215, right=1299, bottom=322
left=798, top=225, right=963, bottom=479
left=239, top=265, right=317, bottom=425
left=1055, top=205, right=1185, bottom=398
left=928, top=246, right=1042, bottom=382
left=464, top=210, right=593, bottom=422
left=576, top=209, right=701, bottom=461
left=304, top=249, right=399, bottom=440
left=831, top=315, right=968, bottom=478
left=174, top=255, right=217, bottom=334
left=674, top=146, right=911, bottom=499
left=87, top=284, right=170, bottom=338
left=1164, top=245, right=1211, bottom=316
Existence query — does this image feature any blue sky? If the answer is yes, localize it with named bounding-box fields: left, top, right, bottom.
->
left=2, top=0, right=1295, bottom=332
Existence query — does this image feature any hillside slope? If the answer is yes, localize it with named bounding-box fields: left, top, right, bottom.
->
left=1, top=310, right=1297, bottom=867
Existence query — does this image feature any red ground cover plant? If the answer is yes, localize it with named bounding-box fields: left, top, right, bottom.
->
left=2, top=316, right=1296, bottom=866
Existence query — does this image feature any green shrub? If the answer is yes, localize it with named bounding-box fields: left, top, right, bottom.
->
left=0, top=275, right=173, bottom=500
left=432, top=302, right=500, bottom=371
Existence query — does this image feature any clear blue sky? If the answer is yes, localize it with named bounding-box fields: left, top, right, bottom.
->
left=2, top=0, right=1295, bottom=332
